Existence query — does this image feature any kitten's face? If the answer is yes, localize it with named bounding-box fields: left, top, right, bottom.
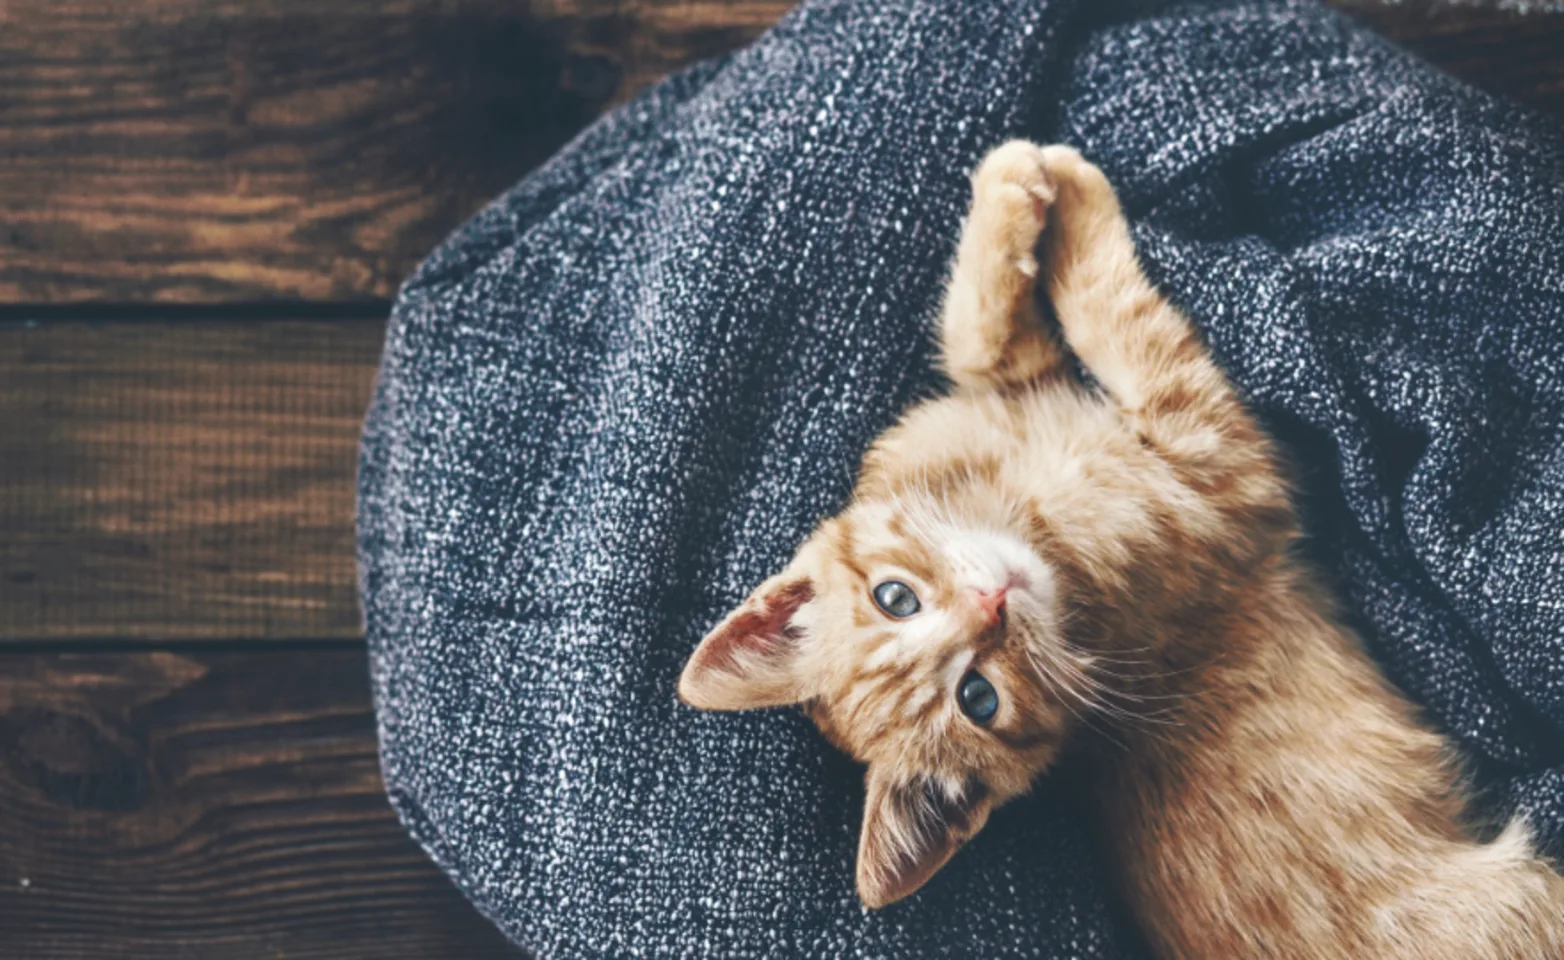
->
left=680, top=483, right=1080, bottom=907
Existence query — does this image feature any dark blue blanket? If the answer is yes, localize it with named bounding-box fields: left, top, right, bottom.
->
left=357, top=0, right=1564, bottom=955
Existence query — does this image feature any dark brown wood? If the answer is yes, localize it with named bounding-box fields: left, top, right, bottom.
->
left=0, top=320, right=384, bottom=641
left=0, top=0, right=791, bottom=304
left=0, top=648, right=524, bottom=958
left=1, top=0, right=1556, bottom=304
left=1337, top=2, right=1564, bottom=119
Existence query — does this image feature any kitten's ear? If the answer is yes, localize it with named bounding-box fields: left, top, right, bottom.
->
left=856, top=765, right=995, bottom=909
left=678, top=574, right=816, bottom=711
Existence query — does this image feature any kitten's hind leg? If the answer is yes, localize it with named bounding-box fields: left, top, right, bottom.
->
left=939, top=141, right=1070, bottom=390
left=1038, top=146, right=1283, bottom=507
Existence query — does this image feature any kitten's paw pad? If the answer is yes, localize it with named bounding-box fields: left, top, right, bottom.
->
left=971, top=140, right=1056, bottom=273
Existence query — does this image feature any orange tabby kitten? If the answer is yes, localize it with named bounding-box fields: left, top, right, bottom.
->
left=678, top=141, right=1564, bottom=958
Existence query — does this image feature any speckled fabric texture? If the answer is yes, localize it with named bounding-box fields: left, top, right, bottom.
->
left=357, top=0, right=1564, bottom=955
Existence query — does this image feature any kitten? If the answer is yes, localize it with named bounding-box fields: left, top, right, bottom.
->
left=678, top=141, right=1564, bottom=958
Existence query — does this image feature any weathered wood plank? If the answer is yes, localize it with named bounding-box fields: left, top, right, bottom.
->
left=0, top=649, right=523, bottom=959
left=0, top=320, right=384, bottom=641
left=0, top=0, right=1557, bottom=304
left=0, top=0, right=790, bottom=304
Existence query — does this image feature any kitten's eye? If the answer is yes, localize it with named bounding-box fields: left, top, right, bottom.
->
left=958, top=670, right=999, bottom=724
left=872, top=580, right=920, bottom=618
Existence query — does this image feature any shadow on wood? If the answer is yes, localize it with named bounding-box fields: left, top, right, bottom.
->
left=0, top=0, right=793, bottom=303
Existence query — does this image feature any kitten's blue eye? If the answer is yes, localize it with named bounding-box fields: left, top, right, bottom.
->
left=872, top=580, right=920, bottom=618
left=958, top=670, right=999, bottom=724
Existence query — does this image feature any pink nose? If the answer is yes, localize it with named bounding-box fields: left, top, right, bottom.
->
left=968, top=586, right=1008, bottom=627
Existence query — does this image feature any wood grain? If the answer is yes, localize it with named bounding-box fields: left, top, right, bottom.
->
left=0, top=0, right=790, bottom=304
left=0, top=319, right=384, bottom=642
left=0, top=648, right=524, bottom=958
left=1, top=0, right=1557, bottom=304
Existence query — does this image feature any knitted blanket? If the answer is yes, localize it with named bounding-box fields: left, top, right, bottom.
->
left=357, top=0, right=1564, bottom=955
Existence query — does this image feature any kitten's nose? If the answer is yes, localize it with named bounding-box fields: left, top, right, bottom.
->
left=968, top=586, right=1008, bottom=628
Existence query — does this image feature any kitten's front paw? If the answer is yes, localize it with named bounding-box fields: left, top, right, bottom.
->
left=1036, top=145, right=1117, bottom=217
left=970, top=140, right=1056, bottom=278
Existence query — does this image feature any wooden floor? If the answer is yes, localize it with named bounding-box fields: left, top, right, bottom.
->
left=1, top=1, right=1560, bottom=956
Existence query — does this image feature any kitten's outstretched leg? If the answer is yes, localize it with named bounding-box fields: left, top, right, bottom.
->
left=1037, top=145, right=1283, bottom=510
left=940, top=142, right=1069, bottom=390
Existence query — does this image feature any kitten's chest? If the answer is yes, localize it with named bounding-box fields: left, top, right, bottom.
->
left=1005, top=404, right=1192, bottom=549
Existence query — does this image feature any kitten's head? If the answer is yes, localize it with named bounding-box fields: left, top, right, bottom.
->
left=680, top=469, right=1081, bottom=907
